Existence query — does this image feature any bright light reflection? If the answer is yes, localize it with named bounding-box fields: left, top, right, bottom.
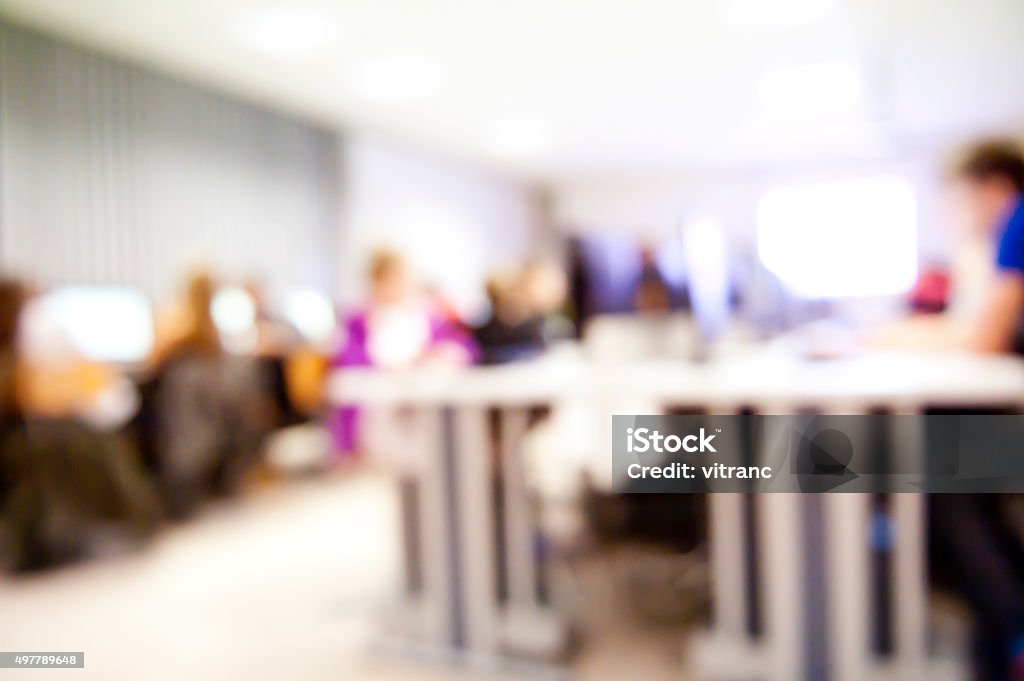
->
left=757, top=175, right=918, bottom=298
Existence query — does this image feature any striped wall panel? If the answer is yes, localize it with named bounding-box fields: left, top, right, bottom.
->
left=0, top=21, right=339, bottom=299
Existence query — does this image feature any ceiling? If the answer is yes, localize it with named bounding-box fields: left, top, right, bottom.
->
left=2, top=0, right=1023, bottom=181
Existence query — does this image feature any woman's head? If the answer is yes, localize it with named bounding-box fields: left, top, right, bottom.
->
left=485, top=268, right=527, bottom=323
left=950, top=139, right=1024, bottom=236
left=186, top=270, right=215, bottom=313
left=181, top=268, right=221, bottom=355
left=520, top=261, right=566, bottom=316
left=368, top=249, right=414, bottom=306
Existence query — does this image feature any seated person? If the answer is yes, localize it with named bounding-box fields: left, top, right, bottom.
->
left=0, top=278, right=158, bottom=571
left=475, top=268, right=546, bottom=364
left=891, top=140, right=1024, bottom=681
left=330, top=249, right=476, bottom=455
left=474, top=261, right=572, bottom=365
left=144, top=270, right=273, bottom=517
left=874, top=140, right=1024, bottom=354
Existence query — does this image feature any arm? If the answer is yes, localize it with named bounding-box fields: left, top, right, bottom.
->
left=975, top=202, right=1024, bottom=353
left=870, top=277, right=1023, bottom=354
left=969, top=273, right=1024, bottom=353
left=334, top=312, right=371, bottom=367
left=425, top=314, right=480, bottom=365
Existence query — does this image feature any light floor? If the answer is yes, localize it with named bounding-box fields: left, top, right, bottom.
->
left=0, top=472, right=688, bottom=681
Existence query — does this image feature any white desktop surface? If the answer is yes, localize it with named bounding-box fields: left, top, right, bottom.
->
left=328, top=349, right=1024, bottom=409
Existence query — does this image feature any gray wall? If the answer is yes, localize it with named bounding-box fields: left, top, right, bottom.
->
left=0, top=21, right=339, bottom=299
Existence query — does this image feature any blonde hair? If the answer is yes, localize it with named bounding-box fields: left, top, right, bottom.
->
left=153, top=268, right=222, bottom=365
left=183, top=270, right=220, bottom=355
left=368, top=248, right=406, bottom=283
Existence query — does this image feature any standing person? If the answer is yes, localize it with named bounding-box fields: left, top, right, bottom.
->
left=330, top=249, right=476, bottom=456
left=632, top=245, right=672, bottom=313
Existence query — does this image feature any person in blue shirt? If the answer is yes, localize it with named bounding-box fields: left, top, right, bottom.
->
left=955, top=139, right=1024, bottom=352
left=931, top=140, right=1024, bottom=681
left=872, top=141, right=1024, bottom=354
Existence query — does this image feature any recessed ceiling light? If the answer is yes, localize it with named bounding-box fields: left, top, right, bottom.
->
left=484, top=118, right=553, bottom=159
left=229, top=6, right=337, bottom=59
left=721, top=0, right=836, bottom=29
left=757, top=61, right=863, bottom=119
left=345, top=56, right=440, bottom=104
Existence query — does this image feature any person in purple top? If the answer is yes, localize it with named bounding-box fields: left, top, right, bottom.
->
left=330, top=249, right=477, bottom=455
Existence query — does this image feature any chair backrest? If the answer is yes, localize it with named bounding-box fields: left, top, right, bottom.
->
left=155, top=353, right=267, bottom=482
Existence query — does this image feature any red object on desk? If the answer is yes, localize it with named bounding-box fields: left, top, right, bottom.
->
left=908, top=269, right=950, bottom=314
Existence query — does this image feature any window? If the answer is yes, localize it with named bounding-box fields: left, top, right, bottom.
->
left=757, top=175, right=918, bottom=298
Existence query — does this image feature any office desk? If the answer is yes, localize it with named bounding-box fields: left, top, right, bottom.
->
left=329, top=359, right=583, bottom=668
left=329, top=351, right=1024, bottom=680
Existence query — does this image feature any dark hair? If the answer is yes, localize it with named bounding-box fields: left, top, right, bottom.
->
left=0, top=277, right=26, bottom=419
left=956, top=139, right=1024, bottom=193
left=0, top=278, right=26, bottom=354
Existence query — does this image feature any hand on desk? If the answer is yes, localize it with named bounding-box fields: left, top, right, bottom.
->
left=419, top=341, right=474, bottom=367
left=869, top=314, right=971, bottom=353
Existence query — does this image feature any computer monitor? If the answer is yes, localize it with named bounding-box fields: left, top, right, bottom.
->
left=32, top=286, right=154, bottom=364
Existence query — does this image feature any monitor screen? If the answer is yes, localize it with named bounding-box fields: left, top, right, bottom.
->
left=32, top=286, right=154, bottom=363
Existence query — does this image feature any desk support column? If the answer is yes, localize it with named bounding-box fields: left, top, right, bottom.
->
left=758, top=409, right=805, bottom=681
left=707, top=405, right=749, bottom=640
left=824, top=491, right=872, bottom=681
left=824, top=405, right=872, bottom=681
left=890, top=406, right=927, bottom=678
left=500, top=407, right=537, bottom=609
left=453, top=405, right=500, bottom=655
left=709, top=493, right=748, bottom=637
left=758, top=491, right=804, bottom=681
left=413, top=406, right=457, bottom=647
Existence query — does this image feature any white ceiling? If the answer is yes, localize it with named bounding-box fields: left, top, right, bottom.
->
left=2, top=0, right=1023, bottom=181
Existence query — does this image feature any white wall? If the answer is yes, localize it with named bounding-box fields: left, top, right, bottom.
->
left=339, top=135, right=539, bottom=320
